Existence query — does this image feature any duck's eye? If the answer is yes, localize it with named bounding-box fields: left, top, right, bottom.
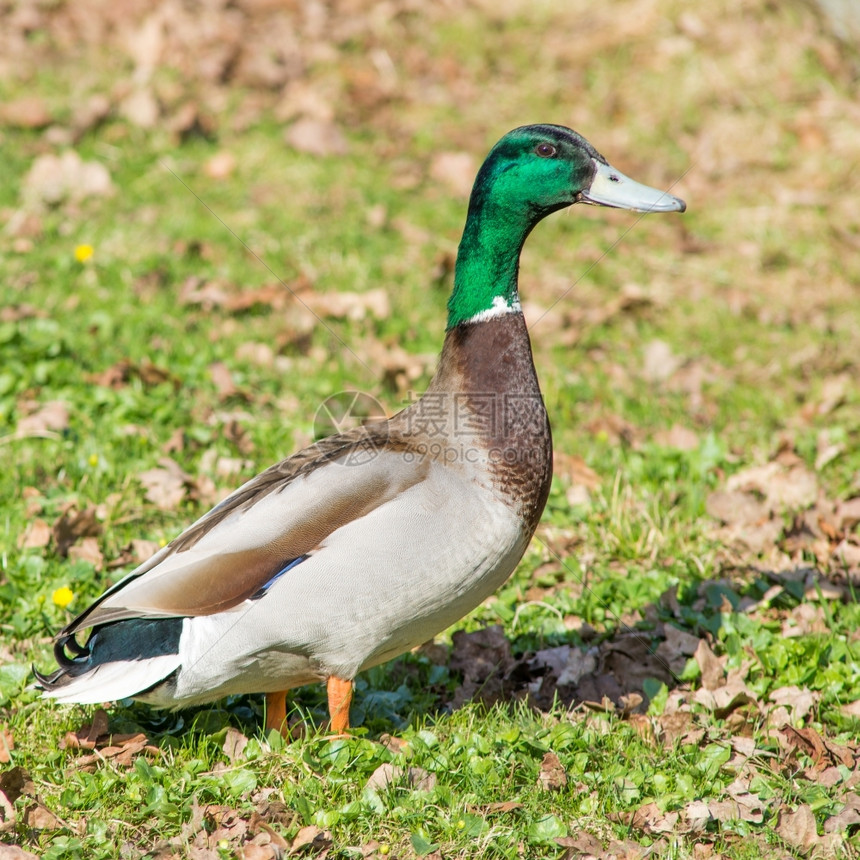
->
left=535, top=143, right=557, bottom=158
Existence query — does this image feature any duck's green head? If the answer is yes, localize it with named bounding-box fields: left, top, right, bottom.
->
left=448, top=124, right=685, bottom=328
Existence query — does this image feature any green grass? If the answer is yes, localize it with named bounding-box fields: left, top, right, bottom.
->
left=3, top=0, right=860, bottom=857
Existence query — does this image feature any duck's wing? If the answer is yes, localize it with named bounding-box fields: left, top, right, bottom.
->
left=61, top=426, right=427, bottom=637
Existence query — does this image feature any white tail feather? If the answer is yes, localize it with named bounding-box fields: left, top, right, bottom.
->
left=42, top=655, right=180, bottom=705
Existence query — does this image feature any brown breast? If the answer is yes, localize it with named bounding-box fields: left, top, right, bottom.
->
left=395, top=312, right=553, bottom=535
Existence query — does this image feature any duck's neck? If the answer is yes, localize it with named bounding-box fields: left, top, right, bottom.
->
left=446, top=180, right=537, bottom=329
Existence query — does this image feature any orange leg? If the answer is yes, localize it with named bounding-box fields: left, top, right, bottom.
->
left=265, top=690, right=289, bottom=736
left=326, top=676, right=353, bottom=734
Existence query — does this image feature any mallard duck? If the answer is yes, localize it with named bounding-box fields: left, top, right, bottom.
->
left=37, top=125, right=685, bottom=734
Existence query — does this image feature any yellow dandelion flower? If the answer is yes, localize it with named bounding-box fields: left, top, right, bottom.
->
left=52, top=586, right=74, bottom=608
left=88, top=453, right=99, bottom=467
left=74, top=244, right=94, bottom=263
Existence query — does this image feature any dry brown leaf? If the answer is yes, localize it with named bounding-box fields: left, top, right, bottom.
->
left=15, top=401, right=70, bottom=436
left=138, top=460, right=189, bottom=511
left=301, top=289, right=390, bottom=322
left=0, top=794, right=14, bottom=835
left=833, top=539, right=860, bottom=569
left=655, top=625, right=700, bottom=674
left=840, top=699, right=860, bottom=718
left=727, top=462, right=818, bottom=512
left=537, top=752, right=567, bottom=791
left=641, top=339, right=682, bottom=383
left=0, top=845, right=39, bottom=859
left=658, top=711, right=695, bottom=747
left=767, top=685, right=818, bottom=727
left=694, top=675, right=757, bottom=718
left=694, top=639, right=724, bottom=691
left=289, top=825, right=332, bottom=854
left=209, top=361, right=241, bottom=401
left=22, top=803, right=60, bottom=830
left=285, top=118, right=348, bottom=156
left=52, top=506, right=101, bottom=557
left=835, top=497, right=860, bottom=529
left=449, top=625, right=513, bottom=709
left=553, top=452, right=601, bottom=490
left=107, top=538, right=160, bottom=570
left=584, top=413, right=641, bottom=447
left=241, top=845, right=277, bottom=860
left=704, top=490, right=768, bottom=526
left=222, top=728, right=249, bottom=763
left=235, top=342, right=276, bottom=368
left=71, top=94, right=111, bottom=138
left=429, top=151, right=476, bottom=197
left=365, top=763, right=436, bottom=793
left=0, top=731, right=12, bottom=766
left=782, top=603, right=828, bottom=638
left=824, top=792, right=860, bottom=833
left=378, top=734, right=409, bottom=755
left=0, top=96, right=52, bottom=128
left=624, top=801, right=679, bottom=834
left=0, top=768, right=34, bottom=804
left=482, top=801, right=523, bottom=814
left=68, top=536, right=104, bottom=571
left=22, top=151, right=113, bottom=208
left=18, top=518, right=50, bottom=550
left=682, top=799, right=711, bottom=833
left=179, top=277, right=234, bottom=310
left=653, top=424, right=699, bottom=450
left=776, top=803, right=819, bottom=851
left=205, top=151, right=237, bottom=180
left=779, top=725, right=855, bottom=770
left=555, top=832, right=603, bottom=858
left=120, top=87, right=159, bottom=128
left=88, top=358, right=177, bottom=390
